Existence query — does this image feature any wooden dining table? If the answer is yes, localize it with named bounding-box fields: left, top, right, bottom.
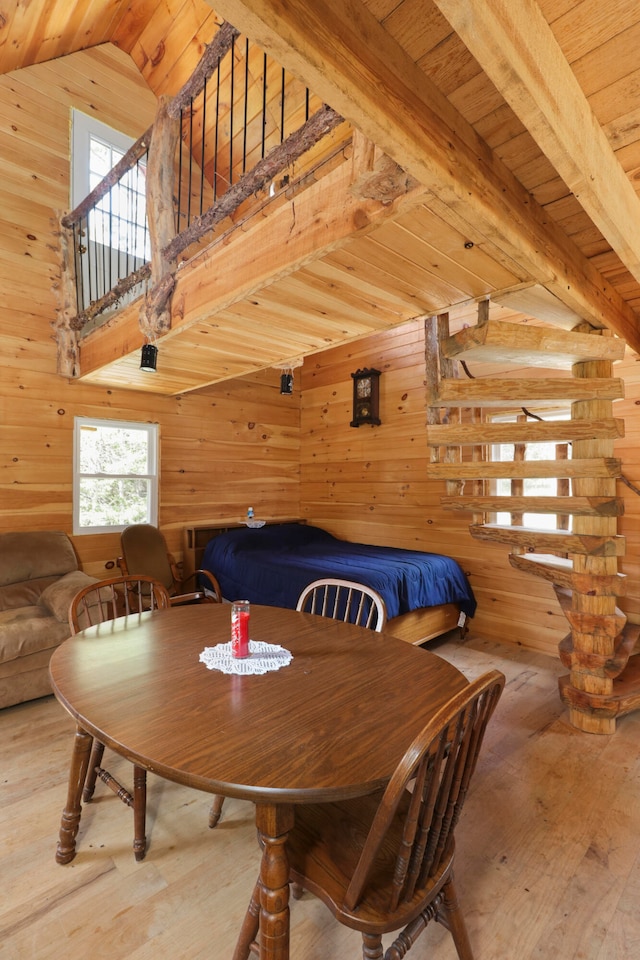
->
left=50, top=602, right=468, bottom=959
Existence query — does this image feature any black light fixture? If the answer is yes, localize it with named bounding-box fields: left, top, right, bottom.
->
left=280, top=371, right=294, bottom=395
left=140, top=343, right=158, bottom=373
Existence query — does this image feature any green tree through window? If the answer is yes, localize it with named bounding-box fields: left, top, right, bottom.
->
left=74, top=418, right=158, bottom=534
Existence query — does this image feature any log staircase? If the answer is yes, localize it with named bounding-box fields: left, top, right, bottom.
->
left=425, top=307, right=640, bottom=733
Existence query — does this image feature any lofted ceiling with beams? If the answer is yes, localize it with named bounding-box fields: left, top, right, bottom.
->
left=3, top=0, right=640, bottom=394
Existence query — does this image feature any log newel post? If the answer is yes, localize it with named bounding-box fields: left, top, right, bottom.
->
left=52, top=212, right=80, bottom=377
left=139, top=95, right=181, bottom=344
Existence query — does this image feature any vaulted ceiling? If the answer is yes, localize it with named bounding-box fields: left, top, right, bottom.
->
left=3, top=0, right=640, bottom=394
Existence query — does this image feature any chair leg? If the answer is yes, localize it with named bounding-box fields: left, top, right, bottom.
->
left=362, top=933, right=384, bottom=959
left=232, top=881, right=261, bottom=960
left=208, top=794, right=225, bottom=828
left=437, top=877, right=474, bottom=960
left=82, top=739, right=105, bottom=801
left=132, top=765, right=147, bottom=861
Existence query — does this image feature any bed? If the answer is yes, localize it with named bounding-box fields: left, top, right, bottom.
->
left=200, top=522, right=476, bottom=645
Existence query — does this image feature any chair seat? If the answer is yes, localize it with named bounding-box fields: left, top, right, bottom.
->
left=288, top=792, right=454, bottom=933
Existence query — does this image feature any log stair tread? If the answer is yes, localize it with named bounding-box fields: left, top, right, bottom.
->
left=429, top=458, right=621, bottom=480
left=509, top=553, right=627, bottom=595
left=470, top=523, right=625, bottom=556
left=442, top=321, right=626, bottom=368
left=558, top=625, right=640, bottom=678
left=433, top=377, right=624, bottom=408
left=558, top=653, right=640, bottom=719
left=553, top=586, right=627, bottom=638
left=427, top=418, right=624, bottom=446
left=441, top=495, right=623, bottom=516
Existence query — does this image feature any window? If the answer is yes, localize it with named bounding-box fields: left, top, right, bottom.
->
left=492, top=411, right=570, bottom=530
left=73, top=418, right=158, bottom=535
left=71, top=110, right=150, bottom=312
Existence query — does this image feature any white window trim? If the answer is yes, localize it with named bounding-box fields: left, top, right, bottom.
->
left=71, top=109, right=135, bottom=207
left=73, top=416, right=159, bottom=536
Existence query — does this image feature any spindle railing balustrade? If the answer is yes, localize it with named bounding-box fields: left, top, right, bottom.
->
left=61, top=21, right=342, bottom=331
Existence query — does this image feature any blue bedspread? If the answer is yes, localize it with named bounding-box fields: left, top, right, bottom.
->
left=201, top=523, right=476, bottom=620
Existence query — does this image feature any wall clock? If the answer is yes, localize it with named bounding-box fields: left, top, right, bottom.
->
left=350, top=368, right=381, bottom=427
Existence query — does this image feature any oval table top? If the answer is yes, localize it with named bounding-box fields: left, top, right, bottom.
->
left=50, top=602, right=468, bottom=805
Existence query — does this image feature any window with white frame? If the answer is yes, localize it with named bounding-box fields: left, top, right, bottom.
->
left=73, top=417, right=158, bottom=535
left=492, top=410, right=571, bottom=530
left=71, top=110, right=150, bottom=311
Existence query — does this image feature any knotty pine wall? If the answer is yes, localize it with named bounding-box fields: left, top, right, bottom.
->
left=4, top=42, right=639, bottom=659
left=299, top=319, right=640, bottom=658
left=0, top=45, right=300, bottom=576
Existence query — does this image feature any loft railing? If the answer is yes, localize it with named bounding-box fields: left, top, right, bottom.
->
left=64, top=130, right=152, bottom=323
left=61, top=22, right=344, bottom=332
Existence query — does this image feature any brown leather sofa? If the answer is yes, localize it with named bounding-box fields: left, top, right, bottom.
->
left=0, top=531, right=97, bottom=709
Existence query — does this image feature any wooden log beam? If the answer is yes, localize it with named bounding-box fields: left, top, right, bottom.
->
left=431, top=0, right=640, bottom=290
left=168, top=21, right=241, bottom=119
left=207, top=0, right=640, bottom=350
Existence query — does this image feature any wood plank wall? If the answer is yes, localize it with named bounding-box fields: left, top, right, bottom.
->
left=0, top=45, right=299, bottom=577
left=299, top=320, right=640, bottom=658
left=3, top=41, right=638, bottom=660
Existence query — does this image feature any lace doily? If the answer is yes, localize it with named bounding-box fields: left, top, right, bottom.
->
left=199, top=639, right=293, bottom=675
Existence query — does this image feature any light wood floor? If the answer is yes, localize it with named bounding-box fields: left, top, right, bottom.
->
left=3, top=632, right=640, bottom=960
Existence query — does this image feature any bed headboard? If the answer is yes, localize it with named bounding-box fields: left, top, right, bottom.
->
left=182, top=518, right=303, bottom=578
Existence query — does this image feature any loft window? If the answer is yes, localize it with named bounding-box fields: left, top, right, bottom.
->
left=491, top=410, right=571, bottom=531
left=71, top=110, right=150, bottom=312
left=73, top=417, right=158, bottom=535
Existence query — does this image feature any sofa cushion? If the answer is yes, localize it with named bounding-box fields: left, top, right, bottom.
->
left=38, top=570, right=99, bottom=622
left=0, top=530, right=78, bottom=585
left=0, top=531, right=79, bottom=611
left=0, top=606, right=70, bottom=663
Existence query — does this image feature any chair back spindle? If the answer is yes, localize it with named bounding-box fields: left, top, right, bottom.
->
left=344, top=670, right=504, bottom=913
left=296, top=577, right=387, bottom=632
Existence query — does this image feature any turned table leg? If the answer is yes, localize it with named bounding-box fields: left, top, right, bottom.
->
left=255, top=802, right=295, bottom=960
left=55, top=723, right=93, bottom=864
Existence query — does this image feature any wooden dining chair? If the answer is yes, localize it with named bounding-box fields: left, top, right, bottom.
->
left=233, top=669, right=505, bottom=960
left=296, top=577, right=388, bottom=632
left=118, top=522, right=222, bottom=605
left=69, top=574, right=171, bottom=861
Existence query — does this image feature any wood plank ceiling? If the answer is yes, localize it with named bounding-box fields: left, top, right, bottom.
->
left=3, top=0, right=640, bottom=394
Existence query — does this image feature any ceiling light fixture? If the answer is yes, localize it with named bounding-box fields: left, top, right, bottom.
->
left=140, top=343, right=158, bottom=373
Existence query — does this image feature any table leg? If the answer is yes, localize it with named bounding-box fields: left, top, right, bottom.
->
left=55, top=723, right=93, bottom=864
left=255, top=802, right=295, bottom=960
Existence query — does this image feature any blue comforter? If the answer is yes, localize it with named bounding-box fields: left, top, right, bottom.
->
left=201, top=523, right=476, bottom=620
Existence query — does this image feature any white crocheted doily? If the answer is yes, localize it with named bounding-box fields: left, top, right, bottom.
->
left=199, top=639, right=293, bottom=675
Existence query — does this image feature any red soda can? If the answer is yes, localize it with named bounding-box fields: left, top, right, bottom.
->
left=231, top=600, right=250, bottom=658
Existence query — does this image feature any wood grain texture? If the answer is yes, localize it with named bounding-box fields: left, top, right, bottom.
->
left=4, top=631, right=640, bottom=958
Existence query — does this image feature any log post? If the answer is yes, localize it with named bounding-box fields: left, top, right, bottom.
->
left=139, top=95, right=181, bottom=343
left=564, top=328, right=621, bottom=734
left=52, top=213, right=80, bottom=377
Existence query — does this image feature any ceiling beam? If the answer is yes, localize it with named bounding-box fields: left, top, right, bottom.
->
left=431, top=0, right=640, bottom=288
left=207, top=0, right=640, bottom=352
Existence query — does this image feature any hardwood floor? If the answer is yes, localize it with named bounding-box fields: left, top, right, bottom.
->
left=2, top=632, right=640, bottom=959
